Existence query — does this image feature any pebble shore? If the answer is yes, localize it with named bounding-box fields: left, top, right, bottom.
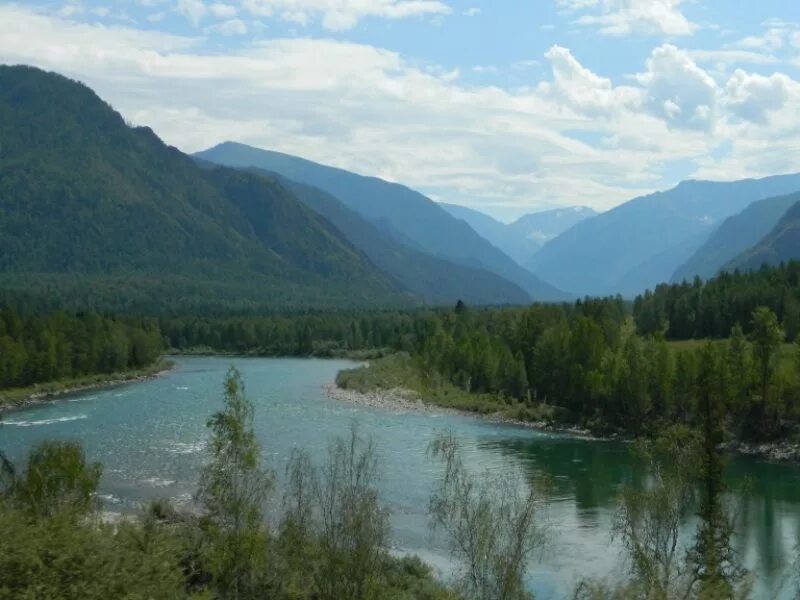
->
left=324, top=383, right=601, bottom=439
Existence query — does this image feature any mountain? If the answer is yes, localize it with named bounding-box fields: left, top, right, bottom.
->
left=0, top=65, right=408, bottom=312
left=438, top=203, right=597, bottom=267
left=262, top=173, right=531, bottom=305
left=672, top=191, right=800, bottom=282
left=527, top=175, right=800, bottom=298
left=195, top=142, right=567, bottom=301
left=509, top=207, right=597, bottom=257
left=438, top=203, right=528, bottom=266
left=727, top=200, right=800, bottom=272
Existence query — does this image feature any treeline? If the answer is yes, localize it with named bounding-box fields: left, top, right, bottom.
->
left=159, top=310, right=435, bottom=356
left=160, top=297, right=800, bottom=441
left=634, top=261, right=800, bottom=339
left=0, top=305, right=163, bottom=390
left=409, top=301, right=797, bottom=440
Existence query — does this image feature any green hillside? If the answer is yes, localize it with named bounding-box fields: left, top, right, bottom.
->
left=0, top=65, right=406, bottom=312
left=672, top=191, right=800, bottom=282
left=728, top=200, right=800, bottom=272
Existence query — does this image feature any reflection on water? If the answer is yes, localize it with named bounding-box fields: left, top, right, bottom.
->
left=482, top=434, right=800, bottom=598
left=1, top=356, right=799, bottom=598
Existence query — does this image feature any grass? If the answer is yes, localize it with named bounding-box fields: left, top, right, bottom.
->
left=0, top=360, right=173, bottom=410
left=336, top=353, right=555, bottom=423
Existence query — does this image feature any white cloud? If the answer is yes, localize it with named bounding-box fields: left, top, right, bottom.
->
left=208, top=17, right=248, bottom=35
left=689, top=49, right=778, bottom=66
left=539, top=45, right=641, bottom=117
left=636, top=44, right=719, bottom=130
left=732, top=28, right=785, bottom=51
left=177, top=0, right=207, bottom=25
left=1, top=5, right=799, bottom=215
left=558, top=0, right=696, bottom=37
left=725, top=69, right=800, bottom=124
left=464, top=7, right=480, bottom=17
left=209, top=3, right=238, bottom=18
left=240, top=0, right=451, bottom=31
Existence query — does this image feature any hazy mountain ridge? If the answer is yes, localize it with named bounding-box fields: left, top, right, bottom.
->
left=527, top=175, right=800, bottom=297
left=439, top=203, right=596, bottom=267
left=727, top=199, right=800, bottom=272
left=195, top=142, right=567, bottom=301
left=509, top=206, right=597, bottom=251
left=672, top=191, right=800, bottom=282
left=258, top=171, right=532, bottom=305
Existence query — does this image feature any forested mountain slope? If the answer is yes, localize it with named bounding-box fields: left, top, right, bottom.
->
left=672, top=191, right=800, bottom=282
left=0, top=66, right=406, bottom=312
left=269, top=175, right=531, bottom=305
left=527, top=175, right=800, bottom=297
left=727, top=200, right=800, bottom=273
left=195, top=142, right=567, bottom=301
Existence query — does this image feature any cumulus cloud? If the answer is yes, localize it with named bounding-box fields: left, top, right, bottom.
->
left=636, top=44, right=719, bottom=130
left=725, top=70, right=800, bottom=124
left=558, top=0, right=696, bottom=37
left=539, top=45, right=641, bottom=117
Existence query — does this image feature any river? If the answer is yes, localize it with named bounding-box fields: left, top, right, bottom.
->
left=1, top=357, right=798, bottom=599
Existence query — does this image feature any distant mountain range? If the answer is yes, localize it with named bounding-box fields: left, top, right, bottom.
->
left=258, top=172, right=531, bottom=305
left=439, top=203, right=596, bottom=266
left=7, top=64, right=800, bottom=311
left=195, top=142, right=566, bottom=301
left=527, top=175, right=800, bottom=297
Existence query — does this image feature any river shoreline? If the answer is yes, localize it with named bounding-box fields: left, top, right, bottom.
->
left=324, top=383, right=603, bottom=440
left=325, top=382, right=800, bottom=462
left=0, top=361, right=175, bottom=413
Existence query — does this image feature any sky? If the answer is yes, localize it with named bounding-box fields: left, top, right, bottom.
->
left=1, top=1, right=799, bottom=221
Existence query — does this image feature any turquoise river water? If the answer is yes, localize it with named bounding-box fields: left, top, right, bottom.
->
left=1, top=357, right=799, bottom=599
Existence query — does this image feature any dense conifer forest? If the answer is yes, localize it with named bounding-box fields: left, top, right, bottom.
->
left=6, top=262, right=800, bottom=443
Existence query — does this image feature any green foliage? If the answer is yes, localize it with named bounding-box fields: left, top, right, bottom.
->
left=0, top=304, right=163, bottom=393
left=634, top=261, right=800, bottom=340
left=0, top=510, right=192, bottom=600
left=428, top=433, right=543, bottom=600
left=197, top=367, right=273, bottom=599
left=690, top=344, right=747, bottom=598
left=8, top=441, right=101, bottom=519
left=613, top=427, right=701, bottom=598
left=0, top=441, right=190, bottom=599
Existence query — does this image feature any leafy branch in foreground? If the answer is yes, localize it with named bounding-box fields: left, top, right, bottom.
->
left=428, top=432, right=545, bottom=600
left=197, top=366, right=274, bottom=599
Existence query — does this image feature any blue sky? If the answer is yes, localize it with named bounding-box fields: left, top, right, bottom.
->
left=2, top=1, right=800, bottom=220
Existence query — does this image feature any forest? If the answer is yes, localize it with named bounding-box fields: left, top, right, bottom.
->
left=634, top=262, right=800, bottom=340
left=0, top=307, right=163, bottom=393
left=6, top=263, right=800, bottom=442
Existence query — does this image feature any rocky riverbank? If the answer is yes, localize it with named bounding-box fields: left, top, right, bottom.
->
left=727, top=440, right=800, bottom=463
left=324, top=383, right=600, bottom=439
left=325, top=384, right=800, bottom=459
